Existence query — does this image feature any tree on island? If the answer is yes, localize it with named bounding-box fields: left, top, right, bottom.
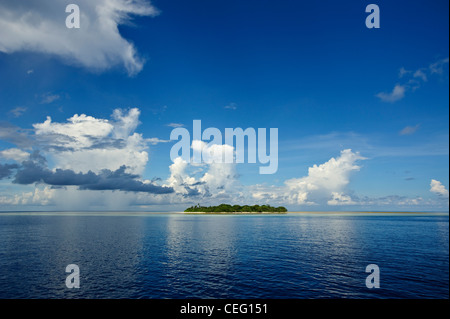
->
left=184, top=204, right=288, bottom=213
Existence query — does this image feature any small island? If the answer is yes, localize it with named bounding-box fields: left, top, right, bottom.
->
left=184, top=203, right=288, bottom=214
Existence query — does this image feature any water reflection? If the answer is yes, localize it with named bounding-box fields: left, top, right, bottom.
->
left=0, top=213, right=448, bottom=298
left=0, top=214, right=146, bottom=298
left=163, top=215, right=238, bottom=297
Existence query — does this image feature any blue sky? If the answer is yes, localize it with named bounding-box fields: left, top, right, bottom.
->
left=0, top=0, right=448, bottom=211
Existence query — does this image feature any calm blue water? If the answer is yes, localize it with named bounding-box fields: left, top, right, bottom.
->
left=0, top=212, right=448, bottom=299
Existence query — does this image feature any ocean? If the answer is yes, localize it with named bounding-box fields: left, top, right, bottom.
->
left=0, top=212, right=448, bottom=299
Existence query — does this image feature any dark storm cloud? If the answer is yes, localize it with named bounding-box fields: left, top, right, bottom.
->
left=0, top=163, right=19, bottom=179
left=177, top=181, right=206, bottom=197
left=182, top=186, right=201, bottom=197
left=12, top=154, right=173, bottom=194
left=78, top=166, right=173, bottom=194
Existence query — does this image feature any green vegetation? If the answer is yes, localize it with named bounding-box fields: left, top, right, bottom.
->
left=184, top=203, right=288, bottom=213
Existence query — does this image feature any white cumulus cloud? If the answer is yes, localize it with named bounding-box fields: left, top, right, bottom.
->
left=327, top=192, right=356, bottom=206
left=430, top=179, right=449, bottom=198
left=34, top=114, right=113, bottom=150
left=284, top=149, right=366, bottom=205
left=0, top=148, right=30, bottom=162
left=165, top=141, right=239, bottom=199
left=33, top=108, right=149, bottom=175
left=241, top=149, right=366, bottom=208
left=0, top=186, right=55, bottom=206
